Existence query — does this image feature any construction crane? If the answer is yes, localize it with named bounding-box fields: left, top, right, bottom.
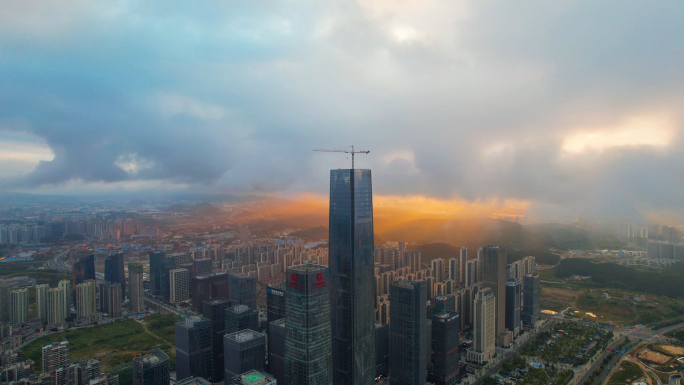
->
left=314, top=146, right=370, bottom=169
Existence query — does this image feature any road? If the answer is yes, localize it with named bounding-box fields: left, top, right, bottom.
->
left=47, top=249, right=72, bottom=272
left=144, top=295, right=185, bottom=317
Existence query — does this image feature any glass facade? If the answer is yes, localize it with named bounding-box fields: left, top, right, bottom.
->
left=522, top=274, right=540, bottom=326
left=389, top=281, right=427, bottom=385
left=285, top=263, right=332, bottom=385
left=430, top=311, right=460, bottom=385
left=175, top=316, right=212, bottom=381
left=132, top=348, right=170, bottom=385
left=104, top=253, right=125, bottom=301
left=202, top=297, right=232, bottom=383
left=329, top=169, right=375, bottom=385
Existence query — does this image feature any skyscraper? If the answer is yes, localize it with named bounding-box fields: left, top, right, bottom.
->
left=448, top=258, right=459, bottom=283
left=132, top=348, right=170, bottom=385
left=193, top=259, right=213, bottom=277
left=202, top=298, right=233, bottom=383
left=225, top=304, right=259, bottom=335
left=100, top=282, right=122, bottom=318
left=268, top=319, right=286, bottom=385
left=223, top=330, right=266, bottom=381
left=464, top=260, right=478, bottom=288
left=479, top=246, right=506, bottom=344
left=105, top=253, right=126, bottom=301
left=169, top=268, right=190, bottom=304
left=505, top=279, right=521, bottom=337
left=150, top=252, right=176, bottom=299
left=228, top=274, right=257, bottom=311
left=191, top=273, right=230, bottom=312
left=284, top=263, right=332, bottom=385
left=431, top=259, right=446, bottom=283
left=73, top=255, right=96, bottom=291
left=0, top=283, right=11, bottom=323
left=467, top=288, right=495, bottom=364
left=36, top=284, right=49, bottom=322
left=430, top=311, right=460, bottom=385
left=129, top=263, right=145, bottom=314
left=175, top=316, right=212, bottom=381
left=266, top=286, right=286, bottom=325
left=522, top=274, right=540, bottom=327
left=329, top=168, right=375, bottom=384
left=389, top=281, right=427, bottom=385
left=10, top=288, right=29, bottom=324
left=58, top=280, right=71, bottom=318
left=47, top=287, right=67, bottom=325
left=374, top=324, right=389, bottom=379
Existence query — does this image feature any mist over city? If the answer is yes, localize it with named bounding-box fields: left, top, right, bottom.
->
left=2, top=2, right=684, bottom=385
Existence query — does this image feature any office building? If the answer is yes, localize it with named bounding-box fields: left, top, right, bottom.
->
left=430, top=311, right=460, bottom=385
left=35, top=284, right=49, bottom=322
left=76, top=280, right=97, bottom=319
left=100, top=282, right=122, bottom=318
left=479, top=246, right=506, bottom=343
left=193, top=259, right=213, bottom=277
left=266, top=286, right=286, bottom=325
left=225, top=305, right=258, bottom=335
left=329, top=168, right=375, bottom=384
left=389, top=281, right=427, bottom=385
left=202, top=298, right=233, bottom=383
left=132, top=348, right=170, bottom=385
left=375, top=324, right=389, bottom=379
left=190, top=273, right=230, bottom=312
left=169, top=268, right=190, bottom=304
left=175, top=316, right=212, bottom=381
left=431, top=295, right=455, bottom=317
left=505, top=280, right=521, bottom=337
left=104, top=253, right=126, bottom=301
left=42, top=341, right=69, bottom=373
left=284, top=263, right=332, bottom=385
left=10, top=288, right=29, bottom=325
left=129, top=263, right=145, bottom=314
left=150, top=252, right=176, bottom=299
left=47, top=287, right=67, bottom=325
left=228, top=274, right=257, bottom=311
left=223, top=330, right=266, bottom=381
left=73, top=255, right=96, bottom=292
left=268, top=319, right=286, bottom=385
left=522, top=274, right=541, bottom=326
left=230, top=370, right=276, bottom=385
left=468, top=288, right=495, bottom=364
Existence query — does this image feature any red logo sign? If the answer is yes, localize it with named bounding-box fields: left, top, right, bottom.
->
left=291, top=273, right=298, bottom=282
left=316, top=273, right=323, bottom=281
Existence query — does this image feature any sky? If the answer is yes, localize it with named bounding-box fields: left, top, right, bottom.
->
left=1, top=1, right=684, bottom=222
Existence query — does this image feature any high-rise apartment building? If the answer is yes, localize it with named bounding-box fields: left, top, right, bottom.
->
left=100, top=282, right=122, bottom=318
left=36, top=284, right=49, bottom=322
left=202, top=297, right=233, bottom=383
left=505, top=280, right=521, bottom=337
left=430, top=311, right=460, bottom=385
left=522, top=274, right=540, bottom=326
left=169, top=268, right=190, bottom=304
left=0, top=283, right=11, bottom=323
left=329, top=168, right=375, bottom=385
left=10, top=288, right=29, bottom=324
left=459, top=247, right=468, bottom=283
left=76, top=280, right=97, bottom=318
left=225, top=305, right=259, bottom=335
left=58, top=280, right=71, bottom=318
left=47, top=287, right=67, bottom=325
left=175, top=316, right=212, bottom=381
left=266, top=286, right=286, bottom=325
left=223, top=330, right=266, bottom=381
left=431, top=259, right=446, bottom=283
left=479, top=246, right=506, bottom=343
left=132, top=348, right=170, bottom=385
left=105, top=253, right=126, bottom=301
left=284, top=263, right=332, bottom=385
left=228, top=274, right=257, bottom=311
left=42, top=341, right=69, bottom=373
left=468, top=288, right=496, bottom=364
left=448, top=258, right=459, bottom=283
left=128, top=263, right=145, bottom=314
left=389, top=281, right=427, bottom=385
left=464, top=260, right=478, bottom=288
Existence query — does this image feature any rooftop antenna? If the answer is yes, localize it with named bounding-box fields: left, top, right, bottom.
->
left=313, top=145, right=370, bottom=169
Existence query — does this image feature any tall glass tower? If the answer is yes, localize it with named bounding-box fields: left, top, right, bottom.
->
left=329, top=169, right=375, bottom=384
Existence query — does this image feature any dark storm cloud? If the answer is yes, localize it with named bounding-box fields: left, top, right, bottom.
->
left=1, top=0, right=684, bottom=220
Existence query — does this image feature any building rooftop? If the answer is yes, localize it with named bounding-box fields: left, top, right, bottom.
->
left=226, top=329, right=264, bottom=343
left=231, top=370, right=276, bottom=385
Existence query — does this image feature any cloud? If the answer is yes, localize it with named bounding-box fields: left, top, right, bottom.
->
left=0, top=0, right=683, bottom=221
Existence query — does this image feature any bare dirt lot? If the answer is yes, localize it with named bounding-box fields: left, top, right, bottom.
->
left=638, top=349, right=671, bottom=365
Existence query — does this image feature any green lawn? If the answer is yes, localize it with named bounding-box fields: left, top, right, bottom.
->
left=23, top=315, right=178, bottom=373
left=607, top=361, right=644, bottom=385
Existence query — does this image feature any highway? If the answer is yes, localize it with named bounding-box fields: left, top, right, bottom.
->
left=47, top=249, right=72, bottom=272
